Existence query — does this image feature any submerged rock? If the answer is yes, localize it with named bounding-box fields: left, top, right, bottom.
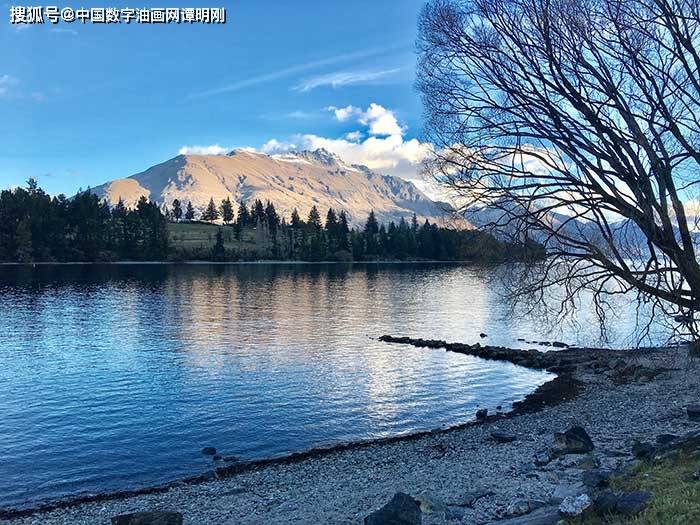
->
left=201, top=447, right=217, bottom=456
left=111, top=512, right=183, bottom=525
left=476, top=408, right=488, bottom=422
left=364, top=492, right=421, bottom=525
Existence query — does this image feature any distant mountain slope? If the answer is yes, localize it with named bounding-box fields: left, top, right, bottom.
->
left=91, top=149, right=462, bottom=227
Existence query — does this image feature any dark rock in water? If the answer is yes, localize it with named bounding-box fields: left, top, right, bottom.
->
left=687, top=405, right=700, bottom=421
left=551, top=341, right=568, bottom=348
left=480, top=333, right=488, bottom=338
left=223, top=455, right=241, bottom=462
left=656, top=434, right=679, bottom=445
left=364, top=492, right=421, bottom=525
left=476, top=408, right=488, bottom=422
left=615, top=491, right=652, bottom=515
left=212, top=454, right=222, bottom=461
left=201, top=447, right=217, bottom=456
left=632, top=441, right=656, bottom=460
left=111, top=512, right=183, bottom=525
left=492, top=431, right=517, bottom=443
left=553, top=426, right=594, bottom=455
left=582, top=469, right=611, bottom=489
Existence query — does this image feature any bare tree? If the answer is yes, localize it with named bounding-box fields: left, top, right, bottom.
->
left=417, top=0, right=700, bottom=344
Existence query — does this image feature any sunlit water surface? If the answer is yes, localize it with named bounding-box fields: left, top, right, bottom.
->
left=0, top=263, right=666, bottom=509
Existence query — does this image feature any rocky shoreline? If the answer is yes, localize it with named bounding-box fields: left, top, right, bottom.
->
left=2, top=339, right=698, bottom=524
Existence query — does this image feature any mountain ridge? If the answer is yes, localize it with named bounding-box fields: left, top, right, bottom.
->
left=92, top=148, right=462, bottom=227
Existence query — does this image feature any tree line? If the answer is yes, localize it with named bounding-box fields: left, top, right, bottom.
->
left=0, top=180, right=543, bottom=263
left=167, top=196, right=544, bottom=263
left=0, top=179, right=168, bottom=262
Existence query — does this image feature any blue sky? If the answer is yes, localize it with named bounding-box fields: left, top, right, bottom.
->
left=1, top=0, right=429, bottom=195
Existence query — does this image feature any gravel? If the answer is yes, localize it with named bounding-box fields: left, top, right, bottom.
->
left=4, top=347, right=699, bottom=525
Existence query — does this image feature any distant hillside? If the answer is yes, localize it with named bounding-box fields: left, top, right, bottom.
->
left=91, top=148, right=464, bottom=227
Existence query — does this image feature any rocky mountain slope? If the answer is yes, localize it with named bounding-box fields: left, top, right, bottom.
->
left=91, top=149, right=460, bottom=226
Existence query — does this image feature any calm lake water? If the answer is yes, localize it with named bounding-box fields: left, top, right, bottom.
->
left=0, top=263, right=664, bottom=510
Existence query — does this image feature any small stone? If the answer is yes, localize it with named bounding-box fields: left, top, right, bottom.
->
left=476, top=408, right=488, bottom=422
left=534, top=449, right=552, bottom=466
left=507, top=500, right=533, bottom=517
left=212, top=455, right=222, bottom=461
left=576, top=455, right=600, bottom=470
left=111, top=512, right=183, bottom=525
left=550, top=483, right=585, bottom=504
left=615, top=490, right=651, bottom=515
left=553, top=426, right=594, bottom=455
left=416, top=492, right=448, bottom=516
left=688, top=405, right=700, bottom=421
left=492, top=431, right=517, bottom=443
left=364, top=492, right=421, bottom=525
left=559, top=494, right=592, bottom=517
left=201, top=447, right=217, bottom=456
left=480, top=333, right=488, bottom=338
left=552, top=342, right=568, bottom=348
left=451, top=489, right=494, bottom=507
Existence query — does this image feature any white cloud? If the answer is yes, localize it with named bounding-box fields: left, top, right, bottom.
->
left=0, top=75, right=19, bottom=98
left=259, top=102, right=431, bottom=179
left=188, top=44, right=406, bottom=99
left=261, top=133, right=432, bottom=180
left=294, top=68, right=401, bottom=92
left=327, top=103, right=404, bottom=137
left=178, top=144, right=230, bottom=156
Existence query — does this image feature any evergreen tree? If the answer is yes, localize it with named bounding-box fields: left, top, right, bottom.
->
left=212, top=228, right=226, bottom=261
left=364, top=210, right=380, bottom=256
left=251, top=199, right=266, bottom=226
left=265, top=201, right=279, bottom=235
left=220, top=197, right=234, bottom=224
left=202, top=198, right=219, bottom=223
left=185, top=201, right=196, bottom=221
left=236, top=200, right=250, bottom=227
left=307, top=206, right=322, bottom=231
left=337, top=211, right=350, bottom=251
left=172, top=199, right=183, bottom=222
left=290, top=208, right=303, bottom=229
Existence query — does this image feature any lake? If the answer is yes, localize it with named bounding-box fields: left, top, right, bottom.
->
left=0, top=263, right=665, bottom=510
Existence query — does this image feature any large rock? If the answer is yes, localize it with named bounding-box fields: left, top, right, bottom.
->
left=687, top=405, right=700, bottom=422
left=553, top=426, right=594, bottom=455
left=365, top=493, right=421, bottom=525
left=559, top=494, right=592, bottom=517
left=111, top=512, right=183, bottom=525
left=615, top=491, right=652, bottom=515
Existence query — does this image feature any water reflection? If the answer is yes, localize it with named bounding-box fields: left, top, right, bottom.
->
left=0, top=263, right=663, bottom=510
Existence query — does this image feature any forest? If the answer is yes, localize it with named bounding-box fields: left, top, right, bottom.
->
left=0, top=180, right=544, bottom=263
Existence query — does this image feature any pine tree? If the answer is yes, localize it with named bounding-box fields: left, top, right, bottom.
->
left=202, top=198, right=219, bottom=223
left=237, top=200, right=250, bottom=227
left=220, top=197, right=234, bottom=224
left=185, top=201, right=196, bottom=221
left=265, top=201, right=279, bottom=235
left=338, top=211, right=350, bottom=251
left=212, top=228, right=226, bottom=261
left=251, top=199, right=266, bottom=226
left=364, top=210, right=380, bottom=256
left=172, top=199, right=183, bottom=222
left=290, top=208, right=303, bottom=229
left=307, top=206, right=322, bottom=231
